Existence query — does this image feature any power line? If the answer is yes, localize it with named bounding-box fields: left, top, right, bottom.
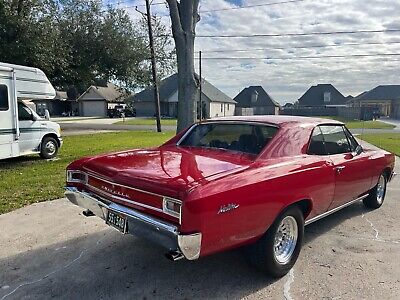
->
left=194, top=53, right=400, bottom=60
left=196, top=29, right=400, bottom=38
left=200, top=0, right=305, bottom=13
left=197, top=41, right=400, bottom=53
left=106, top=0, right=166, bottom=7
left=117, top=0, right=304, bottom=14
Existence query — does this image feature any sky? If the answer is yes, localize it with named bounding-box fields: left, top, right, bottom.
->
left=105, top=0, right=400, bottom=104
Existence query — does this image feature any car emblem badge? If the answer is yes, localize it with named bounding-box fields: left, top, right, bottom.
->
left=101, top=185, right=130, bottom=199
left=218, top=204, right=239, bottom=214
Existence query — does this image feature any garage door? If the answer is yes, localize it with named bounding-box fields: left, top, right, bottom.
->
left=81, top=101, right=106, bottom=117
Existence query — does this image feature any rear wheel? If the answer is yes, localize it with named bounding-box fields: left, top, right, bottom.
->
left=247, top=206, right=304, bottom=278
left=363, top=173, right=387, bottom=209
left=40, top=136, right=59, bottom=159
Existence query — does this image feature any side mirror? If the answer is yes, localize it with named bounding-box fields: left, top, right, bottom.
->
left=44, top=109, right=50, bottom=120
left=353, top=145, right=363, bottom=156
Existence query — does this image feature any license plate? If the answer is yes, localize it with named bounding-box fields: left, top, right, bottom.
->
left=106, top=210, right=127, bottom=233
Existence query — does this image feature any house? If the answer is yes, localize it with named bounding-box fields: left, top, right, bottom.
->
left=234, top=86, right=280, bottom=115
left=348, top=85, right=400, bottom=119
left=32, top=91, right=78, bottom=116
left=131, top=73, right=236, bottom=118
left=298, top=84, right=347, bottom=107
left=77, top=83, right=127, bottom=117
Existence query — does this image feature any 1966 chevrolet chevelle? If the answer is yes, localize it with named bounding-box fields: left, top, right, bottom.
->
left=65, top=116, right=396, bottom=277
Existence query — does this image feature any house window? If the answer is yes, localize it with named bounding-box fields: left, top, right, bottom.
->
left=221, top=103, right=223, bottom=112
left=323, top=92, right=331, bottom=103
left=0, top=85, right=9, bottom=111
left=228, top=104, right=230, bottom=110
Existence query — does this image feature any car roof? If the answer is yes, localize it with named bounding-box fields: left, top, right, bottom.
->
left=204, top=115, right=344, bottom=127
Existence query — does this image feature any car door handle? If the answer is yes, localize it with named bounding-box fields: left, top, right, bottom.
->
left=335, top=166, right=346, bottom=173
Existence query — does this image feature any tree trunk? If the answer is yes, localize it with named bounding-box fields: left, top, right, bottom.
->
left=166, top=0, right=200, bottom=133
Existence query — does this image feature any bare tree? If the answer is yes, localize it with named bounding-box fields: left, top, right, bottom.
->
left=166, top=0, right=200, bottom=132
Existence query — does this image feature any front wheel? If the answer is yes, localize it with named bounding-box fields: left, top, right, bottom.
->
left=39, top=136, right=59, bottom=159
left=363, top=173, right=387, bottom=209
left=247, top=206, right=304, bottom=278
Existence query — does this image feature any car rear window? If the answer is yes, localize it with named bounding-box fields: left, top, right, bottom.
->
left=179, top=123, right=278, bottom=155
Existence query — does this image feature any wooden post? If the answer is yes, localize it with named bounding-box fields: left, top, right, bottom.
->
left=145, top=0, right=162, bottom=132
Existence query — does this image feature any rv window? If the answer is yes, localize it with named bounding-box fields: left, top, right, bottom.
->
left=0, top=85, right=9, bottom=111
left=18, top=102, right=33, bottom=121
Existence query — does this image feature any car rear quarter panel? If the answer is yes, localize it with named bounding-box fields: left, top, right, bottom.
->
left=182, top=155, right=335, bottom=257
left=365, top=149, right=396, bottom=187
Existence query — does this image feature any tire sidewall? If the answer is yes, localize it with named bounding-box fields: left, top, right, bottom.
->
left=266, top=207, right=304, bottom=275
left=40, top=137, right=59, bottom=159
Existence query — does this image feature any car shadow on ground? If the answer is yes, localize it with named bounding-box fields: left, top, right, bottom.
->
left=0, top=201, right=372, bottom=300
left=304, top=201, right=369, bottom=243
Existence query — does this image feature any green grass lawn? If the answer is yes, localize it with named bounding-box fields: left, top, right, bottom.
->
left=115, top=118, right=177, bottom=126
left=359, top=133, right=400, bottom=156
left=318, top=116, right=395, bottom=129
left=0, top=131, right=174, bottom=214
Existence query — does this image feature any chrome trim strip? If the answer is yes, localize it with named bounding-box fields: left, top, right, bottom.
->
left=305, top=194, right=369, bottom=226
left=87, top=184, right=165, bottom=215
left=85, top=171, right=182, bottom=203
left=176, top=123, right=196, bottom=145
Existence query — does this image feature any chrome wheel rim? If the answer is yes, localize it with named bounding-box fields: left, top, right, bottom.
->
left=45, top=141, right=56, bottom=156
left=376, top=175, right=386, bottom=204
left=273, top=216, right=298, bottom=265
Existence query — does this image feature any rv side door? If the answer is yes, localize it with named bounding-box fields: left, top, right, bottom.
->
left=18, top=102, right=43, bottom=154
left=0, top=74, right=16, bottom=159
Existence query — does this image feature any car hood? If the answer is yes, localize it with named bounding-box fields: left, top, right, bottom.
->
left=79, top=145, right=254, bottom=198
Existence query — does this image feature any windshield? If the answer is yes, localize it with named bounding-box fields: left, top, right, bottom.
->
left=179, top=123, right=278, bottom=155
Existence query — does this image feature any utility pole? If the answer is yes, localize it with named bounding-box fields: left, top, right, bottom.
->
left=145, top=0, right=162, bottom=132
left=199, top=50, right=202, bottom=122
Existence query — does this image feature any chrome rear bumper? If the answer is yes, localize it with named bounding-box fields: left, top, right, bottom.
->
left=64, top=187, right=201, bottom=260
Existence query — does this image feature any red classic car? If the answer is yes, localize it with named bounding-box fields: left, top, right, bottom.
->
left=65, top=116, right=396, bottom=277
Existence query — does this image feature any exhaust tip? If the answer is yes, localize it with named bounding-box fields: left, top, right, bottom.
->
left=165, top=250, right=185, bottom=261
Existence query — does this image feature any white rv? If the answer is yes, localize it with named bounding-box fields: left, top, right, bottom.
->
left=0, top=62, right=62, bottom=160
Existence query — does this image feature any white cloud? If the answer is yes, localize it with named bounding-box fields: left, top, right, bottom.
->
left=120, top=0, right=400, bottom=104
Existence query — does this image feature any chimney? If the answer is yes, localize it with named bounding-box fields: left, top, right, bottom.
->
left=251, top=90, right=259, bottom=104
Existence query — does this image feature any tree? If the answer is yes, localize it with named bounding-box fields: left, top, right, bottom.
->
left=0, top=0, right=67, bottom=82
left=166, top=0, right=200, bottom=132
left=0, top=0, right=175, bottom=94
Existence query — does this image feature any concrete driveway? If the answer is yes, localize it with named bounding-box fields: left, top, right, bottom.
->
left=1, top=167, right=399, bottom=299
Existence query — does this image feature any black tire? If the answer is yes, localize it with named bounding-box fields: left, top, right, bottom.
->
left=247, top=206, right=304, bottom=278
left=39, top=136, right=59, bottom=159
left=363, top=172, right=387, bottom=209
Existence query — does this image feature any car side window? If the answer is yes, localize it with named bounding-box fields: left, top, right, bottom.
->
left=0, top=85, right=9, bottom=111
left=18, top=102, right=33, bottom=121
left=343, top=126, right=359, bottom=152
left=320, top=125, right=351, bottom=155
left=308, top=126, right=327, bottom=155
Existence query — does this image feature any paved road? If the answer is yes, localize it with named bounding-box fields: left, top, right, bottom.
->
left=60, top=122, right=176, bottom=133
left=379, top=118, right=400, bottom=129
left=0, top=163, right=399, bottom=299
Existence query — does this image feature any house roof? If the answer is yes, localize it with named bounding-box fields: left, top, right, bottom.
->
left=78, top=83, right=126, bottom=102
left=354, top=85, right=400, bottom=101
left=132, top=73, right=236, bottom=104
left=234, top=86, right=280, bottom=108
left=298, top=84, right=347, bottom=106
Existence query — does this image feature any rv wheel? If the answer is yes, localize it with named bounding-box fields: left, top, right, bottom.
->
left=40, top=137, right=59, bottom=159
